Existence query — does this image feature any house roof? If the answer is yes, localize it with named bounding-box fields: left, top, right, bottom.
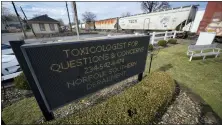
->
left=28, top=14, right=59, bottom=24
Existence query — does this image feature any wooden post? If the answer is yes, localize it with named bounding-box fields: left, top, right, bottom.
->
left=12, top=2, right=27, bottom=39
left=152, top=32, right=155, bottom=45
left=66, top=2, right=72, bottom=32
left=9, top=41, right=54, bottom=121
left=20, top=6, right=36, bottom=38
left=148, top=53, right=153, bottom=73
left=72, top=2, right=80, bottom=40
left=164, top=31, right=168, bottom=40
left=173, top=30, right=176, bottom=38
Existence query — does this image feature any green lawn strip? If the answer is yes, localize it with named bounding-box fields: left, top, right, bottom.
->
left=146, top=43, right=222, bottom=118
left=2, top=97, right=42, bottom=124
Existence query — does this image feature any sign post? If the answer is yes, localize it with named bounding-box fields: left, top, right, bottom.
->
left=138, top=73, right=143, bottom=81
left=9, top=41, right=54, bottom=121
left=10, top=35, right=150, bottom=120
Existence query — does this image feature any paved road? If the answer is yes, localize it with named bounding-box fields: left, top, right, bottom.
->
left=2, top=32, right=34, bottom=44
left=2, top=32, right=106, bottom=44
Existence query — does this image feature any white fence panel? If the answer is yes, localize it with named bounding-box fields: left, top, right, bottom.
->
left=150, top=31, right=184, bottom=45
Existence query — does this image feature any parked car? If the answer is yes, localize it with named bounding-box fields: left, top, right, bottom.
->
left=2, top=44, right=22, bottom=81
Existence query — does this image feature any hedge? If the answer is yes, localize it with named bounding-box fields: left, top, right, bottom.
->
left=2, top=72, right=175, bottom=124
left=47, top=72, right=176, bottom=124
left=14, top=72, right=30, bottom=90
left=168, top=39, right=177, bottom=44
left=158, top=40, right=167, bottom=47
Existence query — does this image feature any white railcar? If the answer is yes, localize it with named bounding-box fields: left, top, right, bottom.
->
left=119, top=5, right=198, bottom=31
left=183, top=10, right=205, bottom=32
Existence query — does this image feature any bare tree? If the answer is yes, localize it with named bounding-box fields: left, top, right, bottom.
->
left=82, top=11, right=96, bottom=23
left=141, top=2, right=170, bottom=13
left=121, top=12, right=131, bottom=17
left=2, top=7, right=17, bottom=21
left=57, top=18, right=65, bottom=26
left=2, top=6, right=10, bottom=16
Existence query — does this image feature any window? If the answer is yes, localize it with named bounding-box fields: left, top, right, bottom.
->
left=49, top=24, right=55, bottom=31
left=39, top=24, right=45, bottom=31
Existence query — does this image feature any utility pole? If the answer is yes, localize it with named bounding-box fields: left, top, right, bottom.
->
left=12, top=2, right=27, bottom=39
left=20, top=6, right=27, bottom=19
left=66, top=2, right=72, bottom=32
left=72, top=1, right=80, bottom=40
left=20, top=6, right=37, bottom=37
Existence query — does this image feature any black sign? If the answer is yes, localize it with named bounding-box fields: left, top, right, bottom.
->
left=21, top=35, right=150, bottom=110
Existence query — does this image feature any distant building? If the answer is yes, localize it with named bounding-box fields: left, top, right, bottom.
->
left=27, top=14, right=60, bottom=34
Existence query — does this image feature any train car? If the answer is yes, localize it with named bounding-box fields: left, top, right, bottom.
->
left=95, top=18, right=118, bottom=30
left=197, top=2, right=222, bottom=42
left=183, top=10, right=205, bottom=32
left=118, top=5, right=198, bottom=31
left=85, top=22, right=95, bottom=30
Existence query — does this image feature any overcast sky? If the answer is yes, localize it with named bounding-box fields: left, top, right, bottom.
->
left=2, top=1, right=207, bottom=25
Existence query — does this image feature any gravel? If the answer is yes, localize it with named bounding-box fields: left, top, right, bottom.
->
left=158, top=85, right=221, bottom=124
left=158, top=91, right=201, bottom=124
left=1, top=87, right=31, bottom=108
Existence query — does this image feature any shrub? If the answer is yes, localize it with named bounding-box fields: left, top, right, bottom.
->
left=168, top=39, right=177, bottom=44
left=148, top=44, right=154, bottom=51
left=14, top=72, right=30, bottom=90
left=158, top=40, right=167, bottom=47
left=49, top=72, right=175, bottom=124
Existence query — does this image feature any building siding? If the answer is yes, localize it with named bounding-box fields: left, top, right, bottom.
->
left=197, top=2, right=222, bottom=36
left=31, top=23, right=59, bottom=34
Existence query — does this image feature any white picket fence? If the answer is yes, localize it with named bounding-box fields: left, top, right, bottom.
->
left=150, top=31, right=184, bottom=45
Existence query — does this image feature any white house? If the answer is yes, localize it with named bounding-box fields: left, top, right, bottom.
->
left=28, top=14, right=60, bottom=34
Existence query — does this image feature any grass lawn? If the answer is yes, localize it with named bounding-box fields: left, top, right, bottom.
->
left=145, top=40, right=222, bottom=118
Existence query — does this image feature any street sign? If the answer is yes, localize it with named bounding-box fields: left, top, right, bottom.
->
left=21, top=35, right=150, bottom=111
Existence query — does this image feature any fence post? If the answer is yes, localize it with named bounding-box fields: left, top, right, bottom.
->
left=173, top=31, right=176, bottom=38
left=164, top=31, right=168, bottom=40
left=152, top=32, right=155, bottom=44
